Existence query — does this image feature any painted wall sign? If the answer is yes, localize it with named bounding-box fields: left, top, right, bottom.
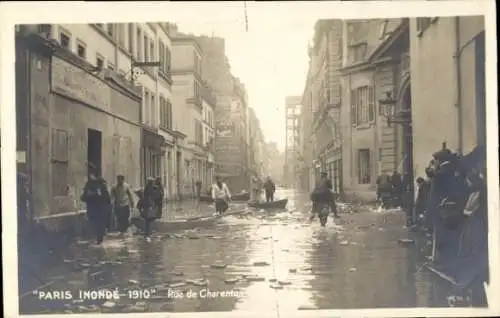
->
left=51, top=57, right=111, bottom=110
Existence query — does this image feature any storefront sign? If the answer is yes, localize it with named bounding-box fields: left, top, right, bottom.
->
left=51, top=57, right=110, bottom=110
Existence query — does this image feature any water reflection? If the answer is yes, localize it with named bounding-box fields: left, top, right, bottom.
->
left=20, top=188, right=451, bottom=314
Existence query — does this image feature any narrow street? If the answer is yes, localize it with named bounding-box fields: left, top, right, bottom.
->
left=19, top=189, right=451, bottom=314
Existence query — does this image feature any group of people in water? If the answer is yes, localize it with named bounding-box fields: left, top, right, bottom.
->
left=80, top=173, right=164, bottom=244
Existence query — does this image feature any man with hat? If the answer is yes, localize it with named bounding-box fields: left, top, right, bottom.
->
left=310, top=171, right=339, bottom=221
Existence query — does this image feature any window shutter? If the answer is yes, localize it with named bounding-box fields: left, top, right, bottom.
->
left=368, top=85, right=375, bottom=122
left=350, top=89, right=356, bottom=125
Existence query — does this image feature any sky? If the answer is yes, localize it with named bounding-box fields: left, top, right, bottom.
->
left=172, top=5, right=317, bottom=152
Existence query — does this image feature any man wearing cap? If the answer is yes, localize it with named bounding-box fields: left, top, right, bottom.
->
left=111, top=175, right=135, bottom=237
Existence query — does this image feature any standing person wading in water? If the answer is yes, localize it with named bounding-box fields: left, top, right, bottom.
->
left=211, top=176, right=232, bottom=216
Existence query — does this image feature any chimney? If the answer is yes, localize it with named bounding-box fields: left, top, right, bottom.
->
left=165, top=22, right=179, bottom=36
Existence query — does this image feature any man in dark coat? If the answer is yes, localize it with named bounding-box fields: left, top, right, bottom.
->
left=81, top=173, right=111, bottom=245
left=263, top=177, right=276, bottom=202
left=310, top=172, right=339, bottom=220
left=415, top=176, right=431, bottom=229
left=391, top=171, right=403, bottom=207
left=154, top=177, right=165, bottom=219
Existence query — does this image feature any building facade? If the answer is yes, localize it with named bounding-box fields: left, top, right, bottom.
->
left=300, top=19, right=343, bottom=194
left=37, top=23, right=182, bottom=196
left=16, top=29, right=142, bottom=227
left=409, top=16, right=485, bottom=177
left=248, top=107, right=265, bottom=178
left=339, top=18, right=407, bottom=201
left=284, top=96, right=302, bottom=188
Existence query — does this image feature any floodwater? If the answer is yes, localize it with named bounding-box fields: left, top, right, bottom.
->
left=19, top=188, right=452, bottom=315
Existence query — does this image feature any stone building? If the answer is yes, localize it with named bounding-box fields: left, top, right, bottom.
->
left=339, top=18, right=407, bottom=201
left=169, top=28, right=217, bottom=198
left=299, top=19, right=343, bottom=194
left=409, top=16, right=485, bottom=176
left=16, top=29, right=142, bottom=229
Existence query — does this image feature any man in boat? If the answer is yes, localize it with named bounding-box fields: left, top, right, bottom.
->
left=310, top=172, right=339, bottom=220
left=263, top=177, right=276, bottom=202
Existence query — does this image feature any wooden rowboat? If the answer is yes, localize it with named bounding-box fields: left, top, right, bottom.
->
left=248, top=198, right=288, bottom=210
left=199, top=192, right=251, bottom=203
left=130, top=207, right=247, bottom=232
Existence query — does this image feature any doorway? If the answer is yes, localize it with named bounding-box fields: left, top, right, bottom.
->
left=87, top=129, right=102, bottom=177
left=400, top=85, right=415, bottom=221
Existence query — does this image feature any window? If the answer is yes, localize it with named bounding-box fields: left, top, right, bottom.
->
left=51, top=129, right=70, bottom=196
left=357, top=149, right=371, bottom=184
left=96, top=54, right=104, bottom=69
left=194, top=81, right=201, bottom=99
left=59, top=30, right=70, bottom=49
left=150, top=41, right=155, bottom=61
left=379, top=19, right=389, bottom=40
left=136, top=28, right=143, bottom=60
left=351, top=85, right=374, bottom=126
left=160, top=97, right=173, bottom=130
left=96, top=23, right=104, bottom=29
left=107, top=24, right=114, bottom=38
left=107, top=62, right=115, bottom=71
left=159, top=41, right=166, bottom=73
left=166, top=47, right=171, bottom=73
left=144, top=35, right=149, bottom=61
left=194, top=119, right=203, bottom=145
left=117, top=23, right=126, bottom=48
left=76, top=39, right=86, bottom=59
left=416, top=18, right=432, bottom=36
left=150, top=93, right=156, bottom=126
left=128, top=23, right=134, bottom=53
left=144, top=91, right=150, bottom=125
left=351, top=43, right=367, bottom=62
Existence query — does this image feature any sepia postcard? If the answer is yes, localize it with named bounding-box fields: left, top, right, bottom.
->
left=1, top=1, right=498, bottom=317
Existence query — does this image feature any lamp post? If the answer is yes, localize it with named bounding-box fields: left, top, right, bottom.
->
left=378, top=92, right=412, bottom=127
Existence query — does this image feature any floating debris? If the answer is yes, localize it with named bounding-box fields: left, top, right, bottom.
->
left=269, top=283, right=284, bottom=289
left=398, top=238, right=415, bottom=245
left=348, top=267, right=357, bottom=272
left=210, top=262, right=227, bottom=269
left=253, top=261, right=270, bottom=267
left=268, top=278, right=278, bottom=282
left=128, top=279, right=139, bottom=285
left=79, top=263, right=91, bottom=268
left=245, top=275, right=265, bottom=282
left=289, top=268, right=297, bottom=273
left=169, top=281, right=187, bottom=288
left=188, top=279, right=208, bottom=287
left=298, top=305, right=318, bottom=310
left=101, top=301, right=116, bottom=309
left=281, top=248, right=290, bottom=252
left=278, top=280, right=292, bottom=285
left=301, top=266, right=313, bottom=271
left=224, top=278, right=239, bottom=284
left=339, top=241, right=349, bottom=246
left=188, top=235, right=201, bottom=240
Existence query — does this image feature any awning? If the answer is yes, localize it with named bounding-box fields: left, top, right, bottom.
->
left=142, top=128, right=165, bottom=149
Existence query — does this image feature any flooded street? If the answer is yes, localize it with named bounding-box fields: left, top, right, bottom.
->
left=19, top=189, right=451, bottom=315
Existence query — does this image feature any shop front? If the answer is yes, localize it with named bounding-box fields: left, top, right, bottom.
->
left=142, top=128, right=166, bottom=185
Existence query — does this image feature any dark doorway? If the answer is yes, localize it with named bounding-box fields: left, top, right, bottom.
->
left=401, top=85, right=415, bottom=222
left=475, top=31, right=486, bottom=147
left=87, top=129, right=102, bottom=177
left=176, top=151, right=182, bottom=199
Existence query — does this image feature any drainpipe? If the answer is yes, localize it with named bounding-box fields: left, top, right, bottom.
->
left=454, top=17, right=463, bottom=154
left=372, top=66, right=379, bottom=183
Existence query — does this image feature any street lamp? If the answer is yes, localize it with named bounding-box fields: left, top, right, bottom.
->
left=378, top=92, right=412, bottom=127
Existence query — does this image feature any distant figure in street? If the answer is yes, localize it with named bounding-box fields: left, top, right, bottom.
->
left=310, top=172, right=339, bottom=220
left=111, top=175, right=134, bottom=237
left=195, top=180, right=202, bottom=199
left=154, top=177, right=165, bottom=219
left=211, top=176, right=232, bottom=215
left=250, top=176, right=261, bottom=202
left=263, top=177, right=276, bottom=202
left=141, top=178, right=158, bottom=242
left=81, top=172, right=111, bottom=245
left=415, top=176, right=431, bottom=229
left=391, top=171, right=403, bottom=207
left=376, top=173, right=392, bottom=208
